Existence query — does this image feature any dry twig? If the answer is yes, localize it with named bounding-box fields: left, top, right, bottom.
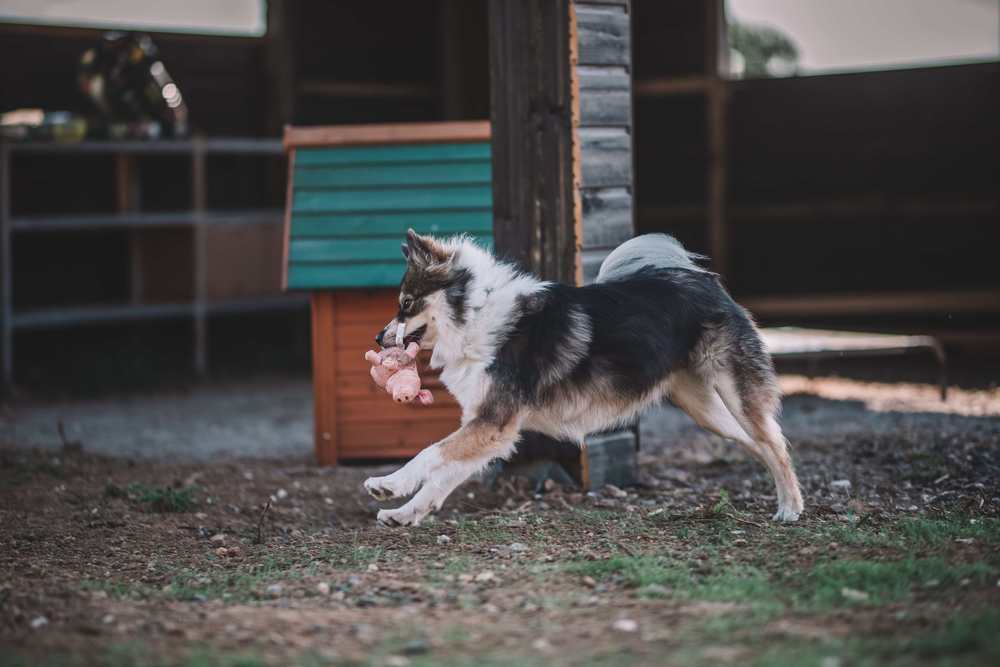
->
left=255, top=499, right=272, bottom=545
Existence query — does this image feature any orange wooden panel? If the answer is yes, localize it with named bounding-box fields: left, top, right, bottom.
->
left=335, top=324, right=386, bottom=349
left=338, top=445, right=446, bottom=460
left=338, top=399, right=461, bottom=423
left=310, top=293, right=338, bottom=465
left=284, top=120, right=490, bottom=150
left=333, top=290, right=399, bottom=323
left=309, top=287, right=464, bottom=464
left=339, top=418, right=459, bottom=457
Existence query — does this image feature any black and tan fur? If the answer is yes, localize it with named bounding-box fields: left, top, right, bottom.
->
left=365, top=230, right=804, bottom=526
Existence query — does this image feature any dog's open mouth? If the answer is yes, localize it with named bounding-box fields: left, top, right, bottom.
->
left=402, top=324, right=426, bottom=347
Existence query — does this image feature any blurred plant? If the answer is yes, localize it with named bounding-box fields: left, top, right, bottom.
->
left=729, top=21, right=800, bottom=78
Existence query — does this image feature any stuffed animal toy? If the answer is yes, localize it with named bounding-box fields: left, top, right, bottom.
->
left=364, top=342, right=434, bottom=405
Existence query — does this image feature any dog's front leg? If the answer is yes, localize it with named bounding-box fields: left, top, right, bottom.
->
left=363, top=440, right=444, bottom=502
left=368, top=417, right=521, bottom=527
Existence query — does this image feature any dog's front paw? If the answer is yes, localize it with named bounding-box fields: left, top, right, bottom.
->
left=377, top=506, right=426, bottom=527
left=364, top=472, right=420, bottom=501
left=364, top=476, right=398, bottom=501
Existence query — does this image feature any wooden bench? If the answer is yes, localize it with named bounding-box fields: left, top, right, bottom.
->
left=282, top=121, right=492, bottom=465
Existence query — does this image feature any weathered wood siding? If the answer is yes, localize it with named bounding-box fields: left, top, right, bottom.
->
left=574, top=1, right=638, bottom=468
left=574, top=0, right=635, bottom=284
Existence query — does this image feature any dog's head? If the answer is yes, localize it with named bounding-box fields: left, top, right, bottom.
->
left=375, top=230, right=465, bottom=350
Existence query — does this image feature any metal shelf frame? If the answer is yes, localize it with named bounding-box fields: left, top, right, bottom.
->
left=0, top=137, right=298, bottom=393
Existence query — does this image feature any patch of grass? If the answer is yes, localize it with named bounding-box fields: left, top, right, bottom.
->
left=571, top=545, right=997, bottom=620
left=816, top=522, right=900, bottom=549
left=902, top=608, right=1000, bottom=659
left=897, top=515, right=1000, bottom=547
left=164, top=553, right=312, bottom=602
left=569, top=555, right=678, bottom=589
left=81, top=579, right=144, bottom=600
left=0, top=457, right=65, bottom=489
left=442, top=555, right=472, bottom=574
left=452, top=516, right=519, bottom=545
left=568, top=554, right=780, bottom=607
left=316, top=531, right=384, bottom=569
left=802, top=556, right=996, bottom=608
left=787, top=515, right=1000, bottom=553
left=106, top=644, right=269, bottom=667
left=745, top=608, right=1000, bottom=667
left=107, top=482, right=198, bottom=513
left=0, top=644, right=270, bottom=667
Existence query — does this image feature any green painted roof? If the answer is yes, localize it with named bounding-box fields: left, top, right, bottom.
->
left=286, top=142, right=493, bottom=290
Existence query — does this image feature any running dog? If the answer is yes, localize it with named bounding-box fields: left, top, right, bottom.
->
left=364, top=230, right=803, bottom=526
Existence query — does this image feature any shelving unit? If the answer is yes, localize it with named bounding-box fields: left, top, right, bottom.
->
left=0, top=137, right=308, bottom=392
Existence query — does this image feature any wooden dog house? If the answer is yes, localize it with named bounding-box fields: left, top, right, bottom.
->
left=282, top=121, right=492, bottom=465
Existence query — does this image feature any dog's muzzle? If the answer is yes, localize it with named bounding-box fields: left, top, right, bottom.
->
left=374, top=320, right=425, bottom=348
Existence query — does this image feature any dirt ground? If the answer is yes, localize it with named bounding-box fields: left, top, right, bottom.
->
left=2, top=375, right=999, bottom=666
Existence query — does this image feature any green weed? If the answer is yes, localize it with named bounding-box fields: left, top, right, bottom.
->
left=106, top=482, right=198, bottom=513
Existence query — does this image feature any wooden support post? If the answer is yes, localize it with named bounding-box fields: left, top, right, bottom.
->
left=191, top=136, right=208, bottom=377
left=265, top=0, right=297, bottom=135
left=0, top=143, right=12, bottom=393
left=706, top=0, right=730, bottom=276
left=489, top=0, right=596, bottom=486
left=707, top=83, right=729, bottom=276
left=115, top=154, right=143, bottom=303
left=310, top=292, right=338, bottom=465
left=489, top=0, right=579, bottom=284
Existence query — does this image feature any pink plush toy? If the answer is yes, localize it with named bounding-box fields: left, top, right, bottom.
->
left=364, top=342, right=434, bottom=405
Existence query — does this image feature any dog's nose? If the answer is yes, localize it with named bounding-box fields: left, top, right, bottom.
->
left=375, top=329, right=385, bottom=346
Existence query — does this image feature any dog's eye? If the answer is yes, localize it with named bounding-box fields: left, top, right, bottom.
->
left=401, top=296, right=413, bottom=311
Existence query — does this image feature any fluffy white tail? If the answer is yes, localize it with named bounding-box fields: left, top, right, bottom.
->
left=596, top=234, right=708, bottom=283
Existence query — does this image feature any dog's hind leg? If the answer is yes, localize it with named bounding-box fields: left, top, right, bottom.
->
left=670, top=371, right=768, bottom=464
left=371, top=416, right=522, bottom=527
left=671, top=371, right=802, bottom=521
left=714, top=374, right=803, bottom=522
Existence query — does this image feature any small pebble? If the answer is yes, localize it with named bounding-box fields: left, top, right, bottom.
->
left=830, top=480, right=852, bottom=490
left=30, top=616, right=49, bottom=630
left=612, top=618, right=638, bottom=633
left=603, top=484, right=628, bottom=499
left=840, top=587, right=869, bottom=602
left=639, top=583, right=669, bottom=597
left=317, top=582, right=331, bottom=595
left=532, top=638, right=552, bottom=651
left=265, top=583, right=284, bottom=598
left=474, top=570, right=496, bottom=583
left=402, top=639, right=430, bottom=655
left=508, top=542, right=528, bottom=553
left=436, top=534, right=452, bottom=545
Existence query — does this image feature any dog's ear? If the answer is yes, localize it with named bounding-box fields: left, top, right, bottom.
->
left=405, top=228, right=450, bottom=267
left=400, top=243, right=410, bottom=260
